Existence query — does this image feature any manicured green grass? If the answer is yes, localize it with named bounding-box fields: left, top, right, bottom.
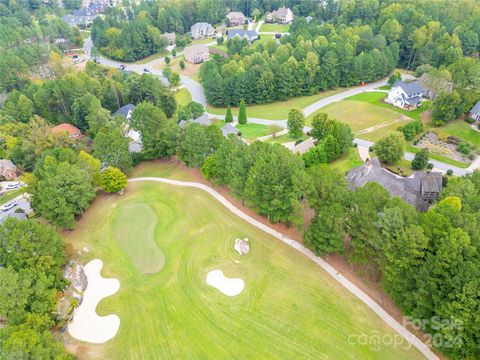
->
left=265, top=133, right=307, bottom=144
left=207, top=88, right=346, bottom=120
left=345, top=92, right=429, bottom=122
left=209, top=44, right=228, bottom=53
left=174, top=88, right=192, bottom=107
left=0, top=189, right=23, bottom=205
left=259, top=23, right=291, bottom=32
left=406, top=144, right=469, bottom=168
left=330, top=148, right=364, bottom=174
left=384, top=159, right=413, bottom=177
left=377, top=85, right=390, bottom=90
left=236, top=123, right=272, bottom=141
left=111, top=202, right=165, bottom=274
left=65, top=171, right=424, bottom=359
left=439, top=120, right=480, bottom=148
left=308, top=100, right=413, bottom=142
left=191, top=38, right=216, bottom=45
left=131, top=50, right=169, bottom=65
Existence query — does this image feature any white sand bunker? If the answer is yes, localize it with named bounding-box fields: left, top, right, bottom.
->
left=206, top=270, right=244, bottom=297
left=68, top=259, right=120, bottom=344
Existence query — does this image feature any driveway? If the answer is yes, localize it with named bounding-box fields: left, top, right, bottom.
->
left=0, top=194, right=32, bottom=224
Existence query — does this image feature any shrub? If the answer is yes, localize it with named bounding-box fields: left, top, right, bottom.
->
left=179, top=60, right=185, bottom=69
left=427, top=163, right=434, bottom=170
left=465, top=117, right=475, bottom=124
left=446, top=169, right=454, bottom=176
left=458, top=142, right=471, bottom=155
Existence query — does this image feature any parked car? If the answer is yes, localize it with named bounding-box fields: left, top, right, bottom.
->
left=5, top=182, right=20, bottom=190
left=1, top=201, right=17, bottom=212
left=143, top=68, right=150, bottom=73
left=119, top=64, right=126, bottom=70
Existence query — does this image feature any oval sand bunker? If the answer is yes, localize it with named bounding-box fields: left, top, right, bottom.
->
left=206, top=270, right=244, bottom=297
left=68, top=259, right=120, bottom=344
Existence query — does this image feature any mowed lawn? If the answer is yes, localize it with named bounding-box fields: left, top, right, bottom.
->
left=259, top=23, right=291, bottom=32
left=174, top=88, right=192, bottom=107
left=236, top=123, right=272, bottom=142
left=64, top=170, right=425, bottom=359
left=307, top=100, right=414, bottom=142
left=207, top=88, right=346, bottom=120
left=440, top=119, right=480, bottom=148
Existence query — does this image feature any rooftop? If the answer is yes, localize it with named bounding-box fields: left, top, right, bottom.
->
left=392, top=80, right=426, bottom=97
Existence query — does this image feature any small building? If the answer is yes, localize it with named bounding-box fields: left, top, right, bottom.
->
left=52, top=123, right=83, bottom=140
left=113, top=103, right=135, bottom=120
left=184, top=44, right=209, bottom=64
left=226, top=11, right=246, bottom=27
left=227, top=29, right=258, bottom=43
left=162, top=32, right=176, bottom=45
left=469, top=101, right=480, bottom=122
left=191, top=22, right=215, bottom=40
left=346, top=157, right=442, bottom=211
left=292, top=137, right=315, bottom=154
left=0, top=160, right=17, bottom=181
left=221, top=123, right=239, bottom=138
left=386, top=80, right=426, bottom=110
left=265, top=7, right=294, bottom=24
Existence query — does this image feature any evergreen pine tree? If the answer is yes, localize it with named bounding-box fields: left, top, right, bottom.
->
left=238, top=100, right=247, bottom=124
left=225, top=106, right=233, bottom=123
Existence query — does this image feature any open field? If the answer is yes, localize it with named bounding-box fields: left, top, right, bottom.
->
left=130, top=50, right=169, bottom=65
left=174, top=88, right=192, bottom=107
left=259, top=23, right=291, bottom=32
left=345, top=92, right=429, bottom=122
left=308, top=100, right=414, bottom=142
left=439, top=120, right=480, bottom=148
left=64, top=170, right=424, bottom=359
left=207, top=88, right=346, bottom=120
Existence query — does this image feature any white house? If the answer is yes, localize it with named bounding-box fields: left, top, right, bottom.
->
left=386, top=80, right=426, bottom=110
left=469, top=101, right=480, bottom=122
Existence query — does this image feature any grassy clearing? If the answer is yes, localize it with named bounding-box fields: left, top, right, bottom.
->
left=174, top=88, right=192, bottom=107
left=330, top=147, right=364, bottom=174
left=153, top=56, right=202, bottom=81
left=265, top=133, right=307, bottom=144
left=345, top=92, right=429, bottom=122
left=308, top=101, right=413, bottom=142
left=65, top=169, right=424, bottom=360
left=236, top=123, right=272, bottom=142
left=439, top=120, right=480, bottom=148
left=384, top=159, right=413, bottom=177
left=207, top=88, right=346, bottom=120
left=130, top=50, right=169, bottom=65
left=259, top=23, right=291, bottom=32
left=0, top=189, right=23, bottom=205
left=209, top=43, right=228, bottom=53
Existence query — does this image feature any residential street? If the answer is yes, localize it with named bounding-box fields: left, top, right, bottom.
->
left=0, top=194, right=31, bottom=223
left=84, top=39, right=478, bottom=176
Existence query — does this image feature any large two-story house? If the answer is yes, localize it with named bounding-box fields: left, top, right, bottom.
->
left=265, top=7, right=294, bottom=24
left=191, top=22, right=215, bottom=39
left=386, top=80, right=426, bottom=110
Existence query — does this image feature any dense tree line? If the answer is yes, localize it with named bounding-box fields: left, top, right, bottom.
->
left=0, top=218, right=73, bottom=359
left=201, top=24, right=399, bottom=106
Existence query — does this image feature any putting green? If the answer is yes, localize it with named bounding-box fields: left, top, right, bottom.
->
left=66, top=178, right=425, bottom=359
left=112, top=202, right=165, bottom=274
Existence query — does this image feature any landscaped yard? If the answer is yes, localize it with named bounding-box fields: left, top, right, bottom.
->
left=174, top=88, right=192, bottom=107
left=308, top=100, right=414, bottom=142
left=207, top=88, right=346, bottom=120
left=64, top=164, right=425, bottom=360
left=0, top=188, right=23, bottom=205
left=236, top=123, right=273, bottom=142
left=265, top=133, right=307, bottom=144
left=440, top=119, right=480, bottom=149
left=153, top=56, right=202, bottom=81
left=259, top=23, right=291, bottom=32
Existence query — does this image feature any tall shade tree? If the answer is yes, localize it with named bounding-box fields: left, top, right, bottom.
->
left=287, top=108, right=305, bottom=139
left=374, top=132, right=405, bottom=164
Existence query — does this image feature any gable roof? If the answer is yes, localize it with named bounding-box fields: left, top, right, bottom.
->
left=276, top=7, right=292, bottom=17
left=226, top=11, right=245, bottom=20
left=346, top=157, right=442, bottom=211
left=221, top=123, right=239, bottom=138
left=191, top=22, right=213, bottom=31
left=392, top=80, right=426, bottom=97
left=113, top=103, right=136, bottom=118
left=227, top=29, right=258, bottom=41
left=470, top=101, right=480, bottom=114
left=52, top=123, right=82, bottom=137
left=0, top=159, right=16, bottom=171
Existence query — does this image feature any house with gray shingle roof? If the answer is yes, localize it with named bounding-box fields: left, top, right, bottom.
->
left=227, top=29, right=258, bottom=43
left=191, top=22, right=215, bottom=40
left=386, top=80, right=426, bottom=110
left=469, top=101, right=480, bottom=122
left=113, top=104, right=135, bottom=120
left=346, top=157, right=442, bottom=211
left=265, top=7, right=294, bottom=24
left=62, top=7, right=97, bottom=27
left=191, top=113, right=212, bottom=126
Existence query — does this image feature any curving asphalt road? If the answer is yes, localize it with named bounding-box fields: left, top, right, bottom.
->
left=129, top=177, right=439, bottom=360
